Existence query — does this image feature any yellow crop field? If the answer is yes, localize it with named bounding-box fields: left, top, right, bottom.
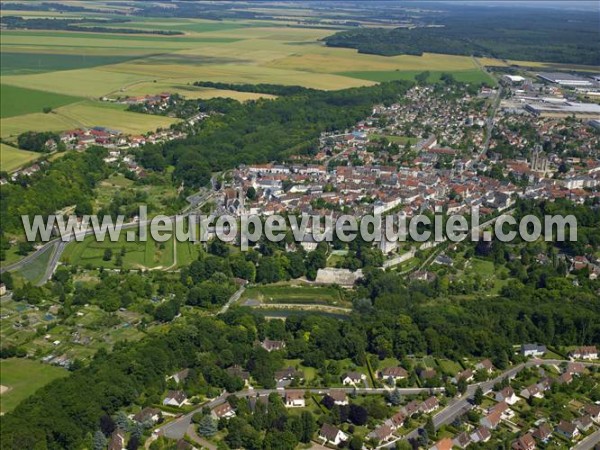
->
left=53, top=101, right=178, bottom=134
left=1, top=112, right=78, bottom=139
left=1, top=101, right=177, bottom=138
left=0, top=143, right=40, bottom=172
left=267, top=50, right=479, bottom=73
left=1, top=68, right=150, bottom=97
left=105, top=62, right=372, bottom=90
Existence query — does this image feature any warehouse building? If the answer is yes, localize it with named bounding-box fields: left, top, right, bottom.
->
left=537, top=72, right=593, bottom=87
left=525, top=101, right=600, bottom=118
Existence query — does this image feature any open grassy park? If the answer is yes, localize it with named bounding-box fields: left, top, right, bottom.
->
left=0, top=358, right=68, bottom=414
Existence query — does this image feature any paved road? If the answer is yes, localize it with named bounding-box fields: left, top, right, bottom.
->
left=573, top=428, right=600, bottom=450
left=218, top=285, right=246, bottom=315
left=160, top=387, right=443, bottom=440
left=381, top=359, right=600, bottom=448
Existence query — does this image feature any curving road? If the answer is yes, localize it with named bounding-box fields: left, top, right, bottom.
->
left=382, top=359, right=600, bottom=448
left=159, top=387, right=444, bottom=440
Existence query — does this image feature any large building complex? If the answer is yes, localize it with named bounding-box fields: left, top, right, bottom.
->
left=537, top=72, right=594, bottom=87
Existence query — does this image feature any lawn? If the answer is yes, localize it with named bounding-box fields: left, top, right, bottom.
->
left=1, top=84, right=81, bottom=118
left=0, top=358, right=68, bottom=414
left=61, top=230, right=176, bottom=270
left=15, top=245, right=54, bottom=285
left=437, top=359, right=462, bottom=375
left=0, top=143, right=40, bottom=172
left=370, top=134, right=418, bottom=145
left=470, top=258, right=495, bottom=277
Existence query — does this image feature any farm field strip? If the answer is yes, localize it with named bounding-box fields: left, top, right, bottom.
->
left=1, top=101, right=178, bottom=139
left=0, top=143, right=41, bottom=173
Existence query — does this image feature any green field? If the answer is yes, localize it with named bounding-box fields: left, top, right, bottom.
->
left=1, top=52, right=147, bottom=75
left=61, top=231, right=176, bottom=270
left=16, top=245, right=54, bottom=285
left=1, top=100, right=178, bottom=139
left=0, top=143, right=40, bottom=172
left=0, top=358, right=68, bottom=413
left=1, top=84, right=82, bottom=118
left=370, top=134, right=418, bottom=145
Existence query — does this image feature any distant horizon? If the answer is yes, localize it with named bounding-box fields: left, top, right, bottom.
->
left=347, top=0, right=600, bottom=11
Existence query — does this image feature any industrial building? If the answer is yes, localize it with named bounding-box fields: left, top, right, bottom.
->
left=525, top=101, right=600, bottom=118
left=537, top=72, right=593, bottom=87
left=502, top=74, right=526, bottom=84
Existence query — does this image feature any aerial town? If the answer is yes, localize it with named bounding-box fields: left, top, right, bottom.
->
left=1, top=2, right=599, bottom=449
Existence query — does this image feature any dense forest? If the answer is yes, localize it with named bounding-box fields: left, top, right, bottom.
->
left=141, top=80, right=413, bottom=188
left=323, top=7, right=600, bottom=66
left=192, top=82, right=318, bottom=97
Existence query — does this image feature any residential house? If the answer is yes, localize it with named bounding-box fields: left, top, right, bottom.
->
left=521, top=344, right=547, bottom=357
left=274, top=367, right=303, bottom=383
left=453, top=431, right=471, bottom=449
left=341, top=371, right=366, bottom=385
left=403, top=400, right=421, bottom=417
left=532, top=424, right=552, bottom=443
left=169, top=368, right=189, bottom=384
left=512, top=433, right=536, bottom=450
left=574, top=415, right=593, bottom=433
left=556, top=372, right=573, bottom=385
left=226, top=365, right=250, bottom=385
left=284, top=390, right=305, bottom=408
left=520, top=384, right=544, bottom=400
left=261, top=339, right=285, bottom=352
left=566, top=362, right=586, bottom=376
left=453, top=369, right=474, bottom=384
left=379, top=366, right=408, bottom=382
left=326, top=391, right=348, bottom=406
left=368, top=424, right=394, bottom=443
left=496, top=387, right=519, bottom=405
left=480, top=410, right=502, bottom=430
left=319, top=423, right=348, bottom=446
left=555, top=420, right=579, bottom=440
left=570, top=346, right=598, bottom=360
left=420, top=396, right=440, bottom=414
left=584, top=404, right=600, bottom=422
left=430, top=437, right=454, bottom=450
left=211, top=402, right=236, bottom=420
left=133, top=407, right=160, bottom=425
left=470, top=426, right=491, bottom=443
left=163, top=390, right=187, bottom=407
left=490, top=401, right=514, bottom=421
left=390, top=411, right=406, bottom=429
left=108, top=430, right=126, bottom=450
